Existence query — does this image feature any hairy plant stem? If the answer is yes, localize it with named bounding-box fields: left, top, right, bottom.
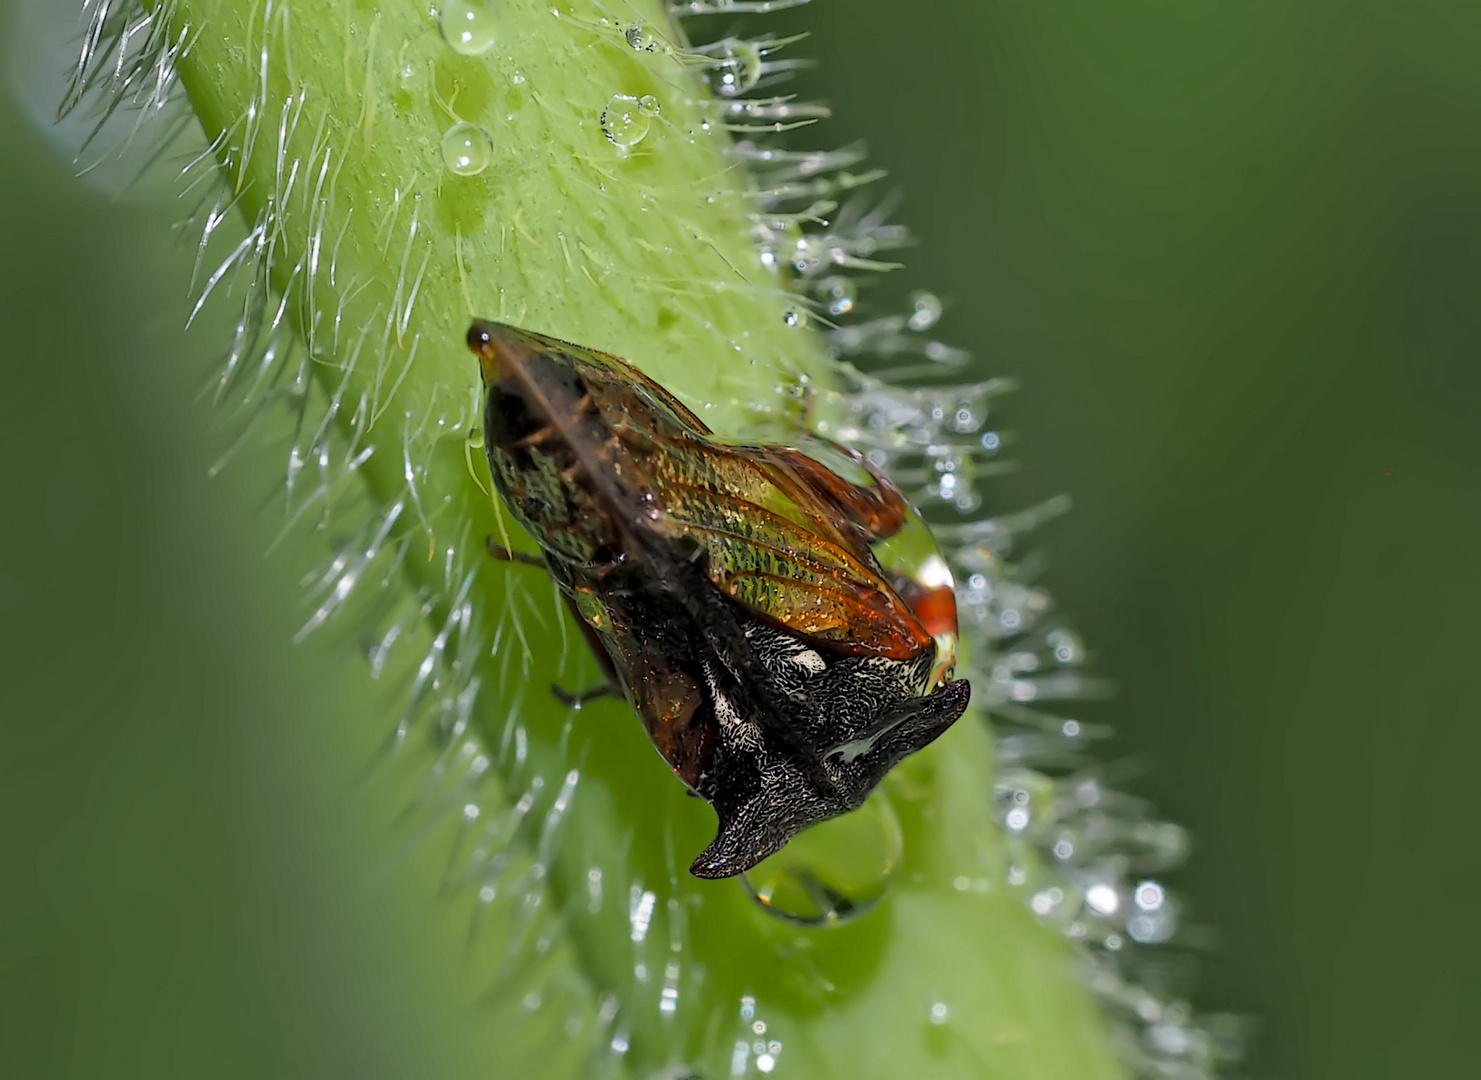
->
left=146, top=0, right=1125, bottom=1075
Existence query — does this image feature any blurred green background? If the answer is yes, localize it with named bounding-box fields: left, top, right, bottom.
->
left=2, top=0, right=1476, bottom=1077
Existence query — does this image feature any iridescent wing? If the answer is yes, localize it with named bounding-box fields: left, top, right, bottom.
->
left=553, top=335, right=935, bottom=661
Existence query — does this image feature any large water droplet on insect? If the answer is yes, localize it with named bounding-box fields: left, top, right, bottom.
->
left=710, top=37, right=762, bottom=98
left=601, top=94, right=653, bottom=150
left=439, top=0, right=499, bottom=57
left=741, top=790, right=903, bottom=926
left=441, top=122, right=494, bottom=176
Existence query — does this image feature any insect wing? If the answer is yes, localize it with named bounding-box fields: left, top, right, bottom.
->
left=474, top=320, right=948, bottom=663
left=558, top=353, right=935, bottom=661
left=649, top=438, right=932, bottom=660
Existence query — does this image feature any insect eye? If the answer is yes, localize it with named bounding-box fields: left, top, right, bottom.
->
left=466, top=321, right=494, bottom=352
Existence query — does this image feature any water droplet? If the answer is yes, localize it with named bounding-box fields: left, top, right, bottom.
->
left=441, top=122, right=494, bottom=176
left=710, top=37, right=762, bottom=98
left=601, top=94, right=652, bottom=150
left=624, top=24, right=655, bottom=51
left=908, top=290, right=943, bottom=331
left=1134, top=880, right=1166, bottom=911
left=782, top=307, right=805, bottom=328
left=439, top=0, right=499, bottom=57
left=1085, top=882, right=1120, bottom=916
left=1047, top=628, right=1084, bottom=665
left=741, top=789, right=903, bottom=926
left=638, top=94, right=661, bottom=117
left=816, top=275, right=856, bottom=316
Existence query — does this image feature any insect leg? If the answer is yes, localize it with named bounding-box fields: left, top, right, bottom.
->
left=550, top=682, right=621, bottom=709
left=548, top=591, right=628, bottom=711
left=485, top=537, right=548, bottom=569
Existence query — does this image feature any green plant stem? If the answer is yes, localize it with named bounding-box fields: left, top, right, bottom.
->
left=150, top=0, right=1126, bottom=1075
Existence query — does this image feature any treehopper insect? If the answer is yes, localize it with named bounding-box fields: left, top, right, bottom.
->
left=468, top=319, right=970, bottom=879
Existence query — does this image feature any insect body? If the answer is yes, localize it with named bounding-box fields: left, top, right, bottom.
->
left=469, top=320, right=970, bottom=878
